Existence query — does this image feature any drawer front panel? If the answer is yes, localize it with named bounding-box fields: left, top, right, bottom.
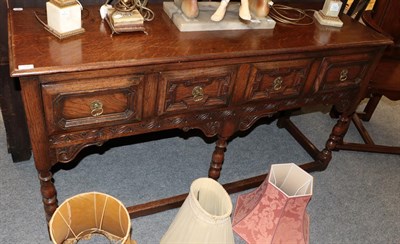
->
left=157, top=66, right=237, bottom=115
left=244, top=59, right=313, bottom=102
left=42, top=75, right=144, bottom=133
left=315, top=53, right=371, bottom=92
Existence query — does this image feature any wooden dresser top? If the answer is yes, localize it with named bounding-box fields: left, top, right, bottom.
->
left=8, top=3, right=392, bottom=77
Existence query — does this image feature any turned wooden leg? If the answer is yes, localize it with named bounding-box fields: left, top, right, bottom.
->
left=316, top=114, right=351, bottom=170
left=20, top=77, right=58, bottom=223
left=209, top=120, right=236, bottom=180
left=38, top=171, right=58, bottom=221
left=209, top=137, right=227, bottom=180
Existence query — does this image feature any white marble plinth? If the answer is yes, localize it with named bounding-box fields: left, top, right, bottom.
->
left=314, top=11, right=343, bottom=28
left=163, top=1, right=276, bottom=32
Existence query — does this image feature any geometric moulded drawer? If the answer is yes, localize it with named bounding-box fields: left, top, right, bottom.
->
left=315, top=53, right=371, bottom=92
left=244, top=59, right=314, bottom=102
left=157, top=65, right=237, bottom=115
left=41, top=74, right=144, bottom=134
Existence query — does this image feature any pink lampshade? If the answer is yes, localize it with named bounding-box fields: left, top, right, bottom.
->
left=233, top=163, right=313, bottom=244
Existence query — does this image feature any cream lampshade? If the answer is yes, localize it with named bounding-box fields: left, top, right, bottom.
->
left=233, top=163, right=313, bottom=244
left=49, top=192, right=135, bottom=244
left=161, top=177, right=235, bottom=244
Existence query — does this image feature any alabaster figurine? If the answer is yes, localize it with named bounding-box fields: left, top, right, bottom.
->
left=211, top=0, right=251, bottom=21
left=249, top=0, right=272, bottom=18
left=174, top=0, right=251, bottom=20
left=211, top=0, right=273, bottom=22
left=211, top=0, right=230, bottom=21
left=174, top=0, right=200, bottom=18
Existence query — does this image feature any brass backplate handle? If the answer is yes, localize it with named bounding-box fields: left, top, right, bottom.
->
left=340, top=69, right=348, bottom=82
left=192, top=86, right=204, bottom=102
left=273, top=76, right=283, bottom=91
left=90, top=100, right=104, bottom=117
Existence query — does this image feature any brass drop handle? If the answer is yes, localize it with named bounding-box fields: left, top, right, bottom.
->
left=192, top=86, right=204, bottom=102
left=273, top=76, right=283, bottom=91
left=90, top=100, right=103, bottom=117
left=340, top=69, right=348, bottom=82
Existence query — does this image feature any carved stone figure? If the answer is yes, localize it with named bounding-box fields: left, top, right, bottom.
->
left=174, top=0, right=272, bottom=21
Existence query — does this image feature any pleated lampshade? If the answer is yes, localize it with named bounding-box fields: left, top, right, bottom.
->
left=49, top=192, right=135, bottom=244
left=161, top=177, right=234, bottom=244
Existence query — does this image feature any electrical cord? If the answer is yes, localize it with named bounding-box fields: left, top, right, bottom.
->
left=112, top=0, right=154, bottom=21
left=269, top=4, right=315, bottom=26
